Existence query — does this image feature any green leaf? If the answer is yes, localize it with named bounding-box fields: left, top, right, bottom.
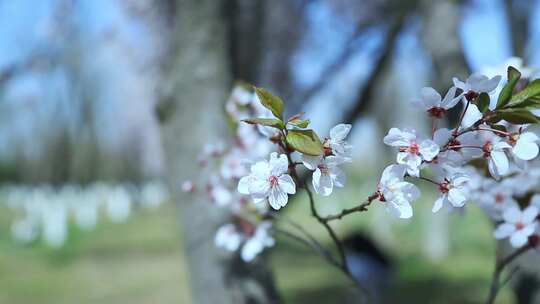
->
left=288, top=118, right=310, bottom=128
left=242, top=118, right=285, bottom=129
left=490, top=124, right=508, bottom=133
left=496, top=66, right=521, bottom=108
left=285, top=129, right=323, bottom=156
left=506, top=79, right=540, bottom=108
left=494, top=109, right=540, bottom=124
left=475, top=92, right=491, bottom=113
left=254, top=87, right=284, bottom=119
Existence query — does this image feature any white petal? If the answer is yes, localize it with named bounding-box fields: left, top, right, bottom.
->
left=313, top=169, right=333, bottom=196
left=250, top=161, right=270, bottom=178
left=331, top=167, right=346, bottom=188
left=390, top=196, right=413, bottom=219
left=510, top=231, right=529, bottom=248
left=520, top=132, right=540, bottom=143
left=448, top=188, right=467, bottom=207
left=396, top=182, right=420, bottom=201
left=400, top=154, right=421, bottom=177
left=268, top=187, right=288, bottom=210
left=522, top=206, right=539, bottom=224
left=248, top=178, right=270, bottom=196
left=494, top=141, right=512, bottom=150
left=441, top=86, right=459, bottom=109
left=302, top=155, right=322, bottom=170
left=478, top=75, right=501, bottom=93
left=380, top=164, right=406, bottom=185
left=491, top=151, right=509, bottom=176
left=432, top=196, right=444, bottom=213
left=488, top=158, right=501, bottom=180
left=330, top=124, right=352, bottom=141
left=522, top=223, right=537, bottom=237
left=278, top=174, right=296, bottom=194
left=383, top=128, right=414, bottom=147
left=406, top=165, right=420, bottom=178
left=433, top=128, right=452, bottom=147
left=420, top=87, right=441, bottom=108
left=513, top=139, right=539, bottom=161
left=462, top=104, right=482, bottom=127
left=237, top=176, right=251, bottom=195
left=270, top=153, right=289, bottom=176
left=419, top=139, right=440, bottom=161
left=503, top=206, right=521, bottom=223
left=493, top=223, right=515, bottom=239
left=241, top=238, right=263, bottom=262
left=452, top=77, right=467, bottom=90
left=531, top=194, right=540, bottom=207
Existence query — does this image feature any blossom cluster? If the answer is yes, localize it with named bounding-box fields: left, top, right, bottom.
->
left=377, top=67, right=540, bottom=249
left=185, top=84, right=354, bottom=262
left=190, top=64, right=540, bottom=264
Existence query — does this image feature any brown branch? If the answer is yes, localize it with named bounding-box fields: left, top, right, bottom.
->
left=274, top=227, right=342, bottom=270
left=486, top=244, right=533, bottom=304
left=321, top=193, right=379, bottom=222
left=268, top=212, right=337, bottom=266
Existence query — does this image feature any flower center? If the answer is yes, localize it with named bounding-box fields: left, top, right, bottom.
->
left=508, top=133, right=519, bottom=146
left=376, top=190, right=386, bottom=202
left=482, top=141, right=493, bottom=158
left=408, top=142, right=420, bottom=155
left=449, top=138, right=461, bottom=151
left=439, top=178, right=451, bottom=193
left=268, top=175, right=279, bottom=187
left=515, top=222, right=525, bottom=230
left=318, top=163, right=329, bottom=175
left=465, top=90, right=479, bottom=101
left=323, top=140, right=333, bottom=157
left=494, top=193, right=504, bottom=204
left=427, top=107, right=446, bottom=118
left=238, top=218, right=256, bottom=237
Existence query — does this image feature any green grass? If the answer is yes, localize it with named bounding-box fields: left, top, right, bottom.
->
left=0, top=172, right=517, bottom=303
left=0, top=205, right=191, bottom=304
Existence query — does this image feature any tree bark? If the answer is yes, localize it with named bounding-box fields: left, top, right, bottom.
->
left=160, top=1, right=280, bottom=303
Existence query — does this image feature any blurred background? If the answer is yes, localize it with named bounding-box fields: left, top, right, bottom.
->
left=1, top=0, right=540, bottom=303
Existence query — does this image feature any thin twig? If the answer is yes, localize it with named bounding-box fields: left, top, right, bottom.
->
left=486, top=244, right=532, bottom=304
left=321, top=193, right=379, bottom=222
left=274, top=228, right=342, bottom=269
left=268, top=212, right=335, bottom=264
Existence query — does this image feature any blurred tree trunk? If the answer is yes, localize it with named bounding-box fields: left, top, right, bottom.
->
left=159, top=1, right=280, bottom=303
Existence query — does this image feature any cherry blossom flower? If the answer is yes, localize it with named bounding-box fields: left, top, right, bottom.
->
left=508, top=130, right=539, bottom=161
left=453, top=73, right=501, bottom=100
left=412, top=87, right=460, bottom=118
left=494, top=206, right=539, bottom=248
left=220, top=148, right=250, bottom=179
left=181, top=180, right=195, bottom=193
left=431, top=169, right=470, bottom=213
left=383, top=128, right=439, bottom=176
left=215, top=221, right=275, bottom=262
left=453, top=74, right=502, bottom=126
left=302, top=155, right=346, bottom=196
left=241, top=221, right=275, bottom=262
left=481, top=135, right=512, bottom=179
left=238, top=152, right=296, bottom=210
left=432, top=128, right=482, bottom=167
left=478, top=186, right=519, bottom=220
left=323, top=124, right=353, bottom=160
left=215, top=223, right=243, bottom=252
left=209, top=182, right=233, bottom=207
left=532, top=194, right=540, bottom=209
left=377, top=164, right=420, bottom=219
